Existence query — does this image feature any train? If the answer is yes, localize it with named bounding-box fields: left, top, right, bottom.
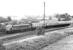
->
left=4, top=21, right=72, bottom=34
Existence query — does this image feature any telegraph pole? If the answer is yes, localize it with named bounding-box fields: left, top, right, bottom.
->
left=36, top=2, right=46, bottom=35
left=43, top=2, right=45, bottom=26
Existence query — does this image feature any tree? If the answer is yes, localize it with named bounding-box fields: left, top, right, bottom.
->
left=0, top=17, right=9, bottom=23
left=55, top=13, right=71, bottom=21
left=49, top=16, right=52, bottom=20
left=7, top=16, right=12, bottom=21
left=25, top=16, right=39, bottom=23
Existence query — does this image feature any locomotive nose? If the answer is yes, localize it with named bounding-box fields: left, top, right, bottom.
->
left=5, top=24, right=12, bottom=31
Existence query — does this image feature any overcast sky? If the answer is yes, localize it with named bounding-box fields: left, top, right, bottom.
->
left=0, top=0, right=73, bottom=20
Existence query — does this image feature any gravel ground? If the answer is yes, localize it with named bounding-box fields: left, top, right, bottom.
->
left=41, top=35, right=73, bottom=50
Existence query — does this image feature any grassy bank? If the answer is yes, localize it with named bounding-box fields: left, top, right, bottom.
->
left=1, top=27, right=73, bottom=50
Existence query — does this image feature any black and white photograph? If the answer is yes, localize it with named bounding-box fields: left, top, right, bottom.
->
left=0, top=0, right=73, bottom=50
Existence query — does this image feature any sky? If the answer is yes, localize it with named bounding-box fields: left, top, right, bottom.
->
left=0, top=0, right=73, bottom=20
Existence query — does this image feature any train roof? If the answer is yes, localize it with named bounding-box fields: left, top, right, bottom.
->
left=46, top=21, right=73, bottom=26
left=12, top=24, right=30, bottom=27
left=32, top=20, right=73, bottom=27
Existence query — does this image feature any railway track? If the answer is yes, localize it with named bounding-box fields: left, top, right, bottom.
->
left=2, top=27, right=66, bottom=43
left=0, top=26, right=69, bottom=43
